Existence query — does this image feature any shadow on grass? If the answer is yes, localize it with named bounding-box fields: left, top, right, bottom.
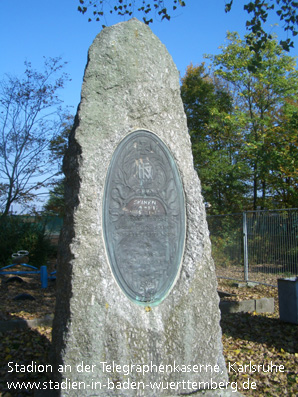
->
left=0, top=274, right=59, bottom=395
left=221, top=311, right=298, bottom=354
left=0, top=317, right=53, bottom=396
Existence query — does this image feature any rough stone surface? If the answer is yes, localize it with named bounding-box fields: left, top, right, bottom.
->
left=220, top=300, right=255, bottom=314
left=255, top=297, right=275, bottom=313
left=220, top=298, right=274, bottom=314
left=52, top=18, right=228, bottom=396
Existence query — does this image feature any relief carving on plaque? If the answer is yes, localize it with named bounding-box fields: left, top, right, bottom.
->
left=103, top=130, right=185, bottom=305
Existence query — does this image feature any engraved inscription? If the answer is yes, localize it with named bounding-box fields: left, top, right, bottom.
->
left=125, top=198, right=165, bottom=216
left=102, top=130, right=185, bottom=305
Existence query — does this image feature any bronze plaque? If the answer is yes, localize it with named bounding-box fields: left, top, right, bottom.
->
left=102, top=130, right=185, bottom=305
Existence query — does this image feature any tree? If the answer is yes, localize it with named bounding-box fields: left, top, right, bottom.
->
left=0, top=58, right=69, bottom=218
left=181, top=63, right=250, bottom=214
left=263, top=98, right=298, bottom=207
left=226, top=0, right=298, bottom=52
left=207, top=32, right=298, bottom=209
left=43, top=180, right=66, bottom=217
left=44, top=116, right=74, bottom=217
left=77, top=1, right=298, bottom=51
left=78, top=0, right=185, bottom=25
left=49, top=114, right=73, bottom=169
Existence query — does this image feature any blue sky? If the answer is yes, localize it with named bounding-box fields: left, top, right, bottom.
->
left=1, top=1, right=297, bottom=212
left=1, top=0, right=297, bottom=113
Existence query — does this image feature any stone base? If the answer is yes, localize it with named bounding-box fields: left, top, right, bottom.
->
left=220, top=298, right=274, bottom=314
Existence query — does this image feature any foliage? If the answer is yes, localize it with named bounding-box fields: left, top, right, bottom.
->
left=49, top=114, right=73, bottom=170
left=0, top=216, right=55, bottom=268
left=207, top=32, right=298, bottom=209
left=0, top=58, right=69, bottom=218
left=77, top=1, right=298, bottom=52
left=43, top=179, right=65, bottom=217
left=208, top=213, right=244, bottom=267
left=226, top=0, right=298, bottom=53
left=181, top=63, right=250, bottom=214
left=45, top=115, right=74, bottom=217
left=77, top=0, right=185, bottom=25
left=182, top=34, right=298, bottom=213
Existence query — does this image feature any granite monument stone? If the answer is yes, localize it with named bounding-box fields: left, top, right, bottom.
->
left=52, top=18, right=231, bottom=396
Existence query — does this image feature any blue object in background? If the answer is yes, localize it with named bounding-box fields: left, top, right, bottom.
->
left=40, top=265, right=48, bottom=288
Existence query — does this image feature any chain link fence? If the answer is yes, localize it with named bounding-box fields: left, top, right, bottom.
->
left=207, top=209, right=298, bottom=286
left=0, top=215, right=63, bottom=268
left=14, top=215, right=63, bottom=245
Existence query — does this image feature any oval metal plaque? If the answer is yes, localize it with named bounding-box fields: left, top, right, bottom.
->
left=102, top=130, right=185, bottom=305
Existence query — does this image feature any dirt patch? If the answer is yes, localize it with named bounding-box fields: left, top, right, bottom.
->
left=216, top=264, right=292, bottom=287
left=218, top=278, right=278, bottom=300
left=0, top=271, right=56, bottom=321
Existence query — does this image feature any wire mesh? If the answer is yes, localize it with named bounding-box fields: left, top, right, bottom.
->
left=207, top=209, right=298, bottom=286
left=246, top=209, right=298, bottom=285
left=8, top=214, right=63, bottom=245
left=207, top=213, right=244, bottom=282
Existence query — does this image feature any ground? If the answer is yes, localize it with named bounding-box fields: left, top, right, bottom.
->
left=0, top=273, right=56, bottom=321
left=218, top=279, right=298, bottom=396
left=0, top=272, right=297, bottom=396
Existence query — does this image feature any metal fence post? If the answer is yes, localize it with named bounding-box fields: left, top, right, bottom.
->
left=243, top=212, right=249, bottom=282
left=41, top=265, right=48, bottom=288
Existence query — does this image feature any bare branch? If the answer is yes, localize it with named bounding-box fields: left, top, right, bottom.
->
left=0, top=58, right=70, bottom=217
